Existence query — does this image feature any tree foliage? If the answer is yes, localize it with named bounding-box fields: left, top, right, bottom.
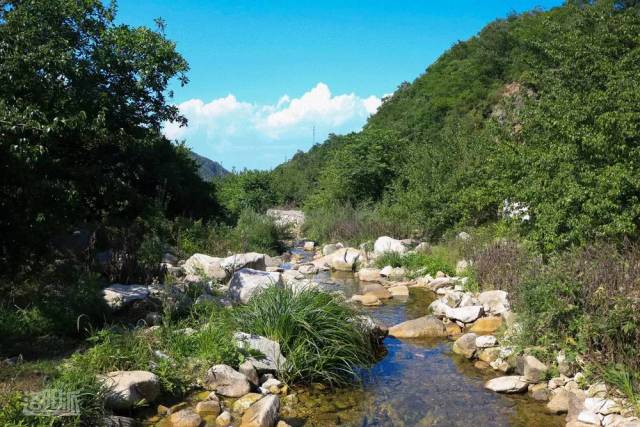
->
left=0, top=0, right=220, bottom=272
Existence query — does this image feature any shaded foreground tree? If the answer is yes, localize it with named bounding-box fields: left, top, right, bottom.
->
left=0, top=0, right=219, bottom=275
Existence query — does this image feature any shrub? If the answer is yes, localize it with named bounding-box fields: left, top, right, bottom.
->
left=234, top=209, right=289, bottom=255
left=472, top=240, right=538, bottom=294
left=234, top=286, right=377, bottom=386
left=175, top=210, right=289, bottom=257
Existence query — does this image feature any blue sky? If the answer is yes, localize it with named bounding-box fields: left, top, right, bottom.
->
left=117, top=0, right=563, bottom=170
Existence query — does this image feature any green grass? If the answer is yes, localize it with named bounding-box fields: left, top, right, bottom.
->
left=604, top=366, right=640, bottom=413
left=234, top=286, right=377, bottom=386
left=374, top=251, right=455, bottom=277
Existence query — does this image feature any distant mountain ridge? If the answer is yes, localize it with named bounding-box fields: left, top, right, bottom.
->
left=188, top=151, right=229, bottom=181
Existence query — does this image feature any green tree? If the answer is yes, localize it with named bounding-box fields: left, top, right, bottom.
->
left=0, top=0, right=219, bottom=273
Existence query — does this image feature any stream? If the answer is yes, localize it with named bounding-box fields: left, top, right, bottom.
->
left=277, top=269, right=564, bottom=427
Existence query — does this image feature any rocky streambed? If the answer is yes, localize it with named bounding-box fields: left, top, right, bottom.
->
left=278, top=270, right=565, bottom=427
left=102, top=234, right=637, bottom=427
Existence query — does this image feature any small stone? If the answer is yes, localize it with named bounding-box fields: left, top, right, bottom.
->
left=577, top=410, right=601, bottom=425
left=548, top=376, right=568, bottom=390
left=357, top=268, right=382, bottom=282
left=351, top=294, right=382, bottom=306
left=446, top=323, right=462, bottom=336
left=484, top=376, right=528, bottom=393
left=587, top=383, right=608, bottom=398
left=361, top=283, right=392, bottom=300
left=204, top=364, right=251, bottom=397
left=469, top=316, right=503, bottom=333
left=529, top=383, right=549, bottom=401
left=519, top=355, right=548, bottom=383
left=196, top=400, right=221, bottom=417
left=475, top=335, right=497, bottom=348
left=452, top=333, right=477, bottom=359
left=233, top=393, right=263, bottom=414
left=446, top=306, right=483, bottom=323
left=547, top=389, right=571, bottom=414
left=478, top=347, right=501, bottom=364
left=169, top=409, right=202, bottom=427
left=240, top=394, right=280, bottom=427
left=475, top=361, right=490, bottom=369
left=239, top=360, right=259, bottom=386
left=216, top=410, right=232, bottom=426
left=388, top=285, right=409, bottom=297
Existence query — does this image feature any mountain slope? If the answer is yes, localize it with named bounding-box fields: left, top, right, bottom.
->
left=188, top=151, right=229, bottom=181
left=268, top=0, right=640, bottom=251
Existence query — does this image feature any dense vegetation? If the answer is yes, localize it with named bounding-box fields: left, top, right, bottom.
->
left=258, top=0, right=640, bottom=253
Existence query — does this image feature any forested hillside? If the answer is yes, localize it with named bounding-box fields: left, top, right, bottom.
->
left=188, top=150, right=229, bottom=181
left=267, top=0, right=640, bottom=253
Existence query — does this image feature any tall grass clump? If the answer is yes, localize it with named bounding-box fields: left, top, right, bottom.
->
left=234, top=286, right=377, bottom=386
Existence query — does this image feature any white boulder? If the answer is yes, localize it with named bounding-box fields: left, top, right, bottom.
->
left=374, top=236, right=408, bottom=255
left=228, top=268, right=283, bottom=304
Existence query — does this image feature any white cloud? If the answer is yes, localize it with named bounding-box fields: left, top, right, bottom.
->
left=163, top=82, right=382, bottom=169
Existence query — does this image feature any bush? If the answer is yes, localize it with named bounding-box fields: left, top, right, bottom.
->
left=472, top=240, right=538, bottom=294
left=234, top=286, right=377, bottom=386
left=508, top=242, right=640, bottom=378
left=0, top=269, right=106, bottom=355
left=176, top=210, right=289, bottom=257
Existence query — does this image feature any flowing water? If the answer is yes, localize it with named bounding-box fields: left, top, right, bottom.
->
left=279, top=270, right=564, bottom=427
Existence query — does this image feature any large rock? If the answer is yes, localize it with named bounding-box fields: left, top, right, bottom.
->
left=445, top=305, right=483, bottom=323
left=518, top=355, right=548, bottom=383
left=229, top=269, right=283, bottom=304
left=101, top=370, right=160, bottom=410
left=388, top=315, right=447, bottom=338
left=452, top=333, right=478, bottom=359
left=204, top=365, right=251, bottom=397
left=240, top=394, right=280, bottom=427
left=183, top=254, right=227, bottom=280
left=102, top=284, right=149, bottom=310
left=484, top=376, right=528, bottom=393
left=235, top=332, right=287, bottom=372
left=357, top=268, right=382, bottom=282
left=330, top=248, right=361, bottom=271
left=361, top=283, right=392, bottom=300
left=374, top=236, right=407, bottom=255
left=478, top=290, right=510, bottom=315
left=221, top=252, right=266, bottom=272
